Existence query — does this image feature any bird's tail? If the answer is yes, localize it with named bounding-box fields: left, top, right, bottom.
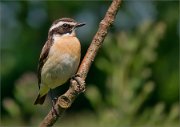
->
left=34, top=94, right=47, bottom=105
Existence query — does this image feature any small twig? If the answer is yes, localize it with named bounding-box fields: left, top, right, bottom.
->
left=39, top=0, right=121, bottom=126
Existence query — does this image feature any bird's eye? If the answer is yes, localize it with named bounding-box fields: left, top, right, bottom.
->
left=63, top=23, right=68, bottom=27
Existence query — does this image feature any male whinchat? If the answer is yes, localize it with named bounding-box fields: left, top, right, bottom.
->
left=34, top=18, right=85, bottom=105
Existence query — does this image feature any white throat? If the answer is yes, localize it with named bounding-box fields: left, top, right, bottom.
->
left=52, top=31, right=75, bottom=42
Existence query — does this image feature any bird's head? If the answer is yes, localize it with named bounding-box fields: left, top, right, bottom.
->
left=48, top=18, right=85, bottom=37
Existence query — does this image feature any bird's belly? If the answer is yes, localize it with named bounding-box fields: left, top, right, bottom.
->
left=41, top=53, right=79, bottom=89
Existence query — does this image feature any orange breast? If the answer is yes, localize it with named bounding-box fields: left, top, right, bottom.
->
left=41, top=35, right=81, bottom=88
left=53, top=35, right=81, bottom=58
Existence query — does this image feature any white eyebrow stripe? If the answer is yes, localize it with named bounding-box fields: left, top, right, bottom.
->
left=49, top=21, right=77, bottom=32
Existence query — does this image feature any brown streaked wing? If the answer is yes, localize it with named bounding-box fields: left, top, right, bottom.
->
left=37, top=39, right=53, bottom=89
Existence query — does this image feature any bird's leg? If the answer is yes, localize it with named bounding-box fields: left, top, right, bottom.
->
left=50, top=89, right=58, bottom=117
left=71, top=74, right=86, bottom=93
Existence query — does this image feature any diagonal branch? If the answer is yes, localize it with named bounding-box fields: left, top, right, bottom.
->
left=39, top=0, right=122, bottom=126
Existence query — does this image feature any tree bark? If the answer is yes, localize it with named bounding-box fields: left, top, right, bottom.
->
left=39, top=0, right=122, bottom=126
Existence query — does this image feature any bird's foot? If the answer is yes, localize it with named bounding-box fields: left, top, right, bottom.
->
left=49, top=89, right=59, bottom=117
left=71, top=74, right=86, bottom=93
left=51, top=99, right=59, bottom=117
left=53, top=97, right=58, bottom=103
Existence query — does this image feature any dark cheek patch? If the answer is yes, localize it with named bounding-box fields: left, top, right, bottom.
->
left=63, top=27, right=72, bottom=34
left=50, top=26, right=73, bottom=35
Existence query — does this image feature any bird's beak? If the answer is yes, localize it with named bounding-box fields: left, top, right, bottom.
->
left=75, top=22, right=86, bottom=28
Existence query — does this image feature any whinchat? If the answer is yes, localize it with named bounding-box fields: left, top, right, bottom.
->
left=34, top=18, right=85, bottom=105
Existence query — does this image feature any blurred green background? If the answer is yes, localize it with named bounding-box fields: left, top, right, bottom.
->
left=0, top=1, right=179, bottom=127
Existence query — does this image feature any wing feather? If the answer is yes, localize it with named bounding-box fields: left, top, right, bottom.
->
left=37, top=39, right=53, bottom=89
